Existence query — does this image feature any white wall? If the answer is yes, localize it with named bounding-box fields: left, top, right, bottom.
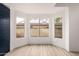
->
left=69, top=6, right=79, bottom=51
left=10, top=10, right=67, bottom=50
left=10, top=11, right=53, bottom=49
left=52, top=9, right=66, bottom=49
left=10, top=9, right=16, bottom=51
left=10, top=3, right=79, bottom=52
left=64, top=7, right=69, bottom=51
left=55, top=3, right=79, bottom=51
left=14, top=11, right=28, bottom=48
left=11, top=6, right=66, bottom=49
left=10, top=10, right=28, bottom=50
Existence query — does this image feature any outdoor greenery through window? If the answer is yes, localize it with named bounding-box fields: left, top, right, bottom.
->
left=30, top=18, right=49, bottom=37
left=54, top=16, right=62, bottom=38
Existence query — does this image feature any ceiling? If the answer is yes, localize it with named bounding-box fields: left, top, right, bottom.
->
left=4, top=3, right=66, bottom=14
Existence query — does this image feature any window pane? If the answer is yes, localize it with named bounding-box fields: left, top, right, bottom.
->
left=16, top=17, right=25, bottom=38
left=40, top=25, right=49, bottom=37
left=30, top=18, right=40, bottom=37
left=55, top=16, right=62, bottom=38
left=40, top=18, right=49, bottom=37
left=30, top=25, right=39, bottom=37
left=30, top=18, right=49, bottom=37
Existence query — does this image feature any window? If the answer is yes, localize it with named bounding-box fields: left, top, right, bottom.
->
left=40, top=18, right=49, bottom=37
left=54, top=16, right=62, bottom=38
left=30, top=18, right=49, bottom=37
left=16, top=17, right=25, bottom=38
left=30, top=18, right=39, bottom=37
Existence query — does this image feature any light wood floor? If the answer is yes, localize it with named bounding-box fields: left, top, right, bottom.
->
left=6, top=44, right=79, bottom=56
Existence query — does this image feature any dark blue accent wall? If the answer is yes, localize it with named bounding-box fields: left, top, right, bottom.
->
left=0, top=4, right=10, bottom=56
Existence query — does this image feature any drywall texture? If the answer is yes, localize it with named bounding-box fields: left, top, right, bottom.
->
left=10, top=10, right=28, bottom=50
left=69, top=6, right=79, bottom=51
left=10, top=9, right=16, bottom=51
left=10, top=10, right=67, bottom=50
left=52, top=9, right=66, bottom=49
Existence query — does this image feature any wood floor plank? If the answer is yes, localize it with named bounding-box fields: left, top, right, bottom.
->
left=6, top=44, right=79, bottom=56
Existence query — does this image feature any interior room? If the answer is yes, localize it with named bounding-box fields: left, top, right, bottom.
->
left=0, top=3, right=79, bottom=56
